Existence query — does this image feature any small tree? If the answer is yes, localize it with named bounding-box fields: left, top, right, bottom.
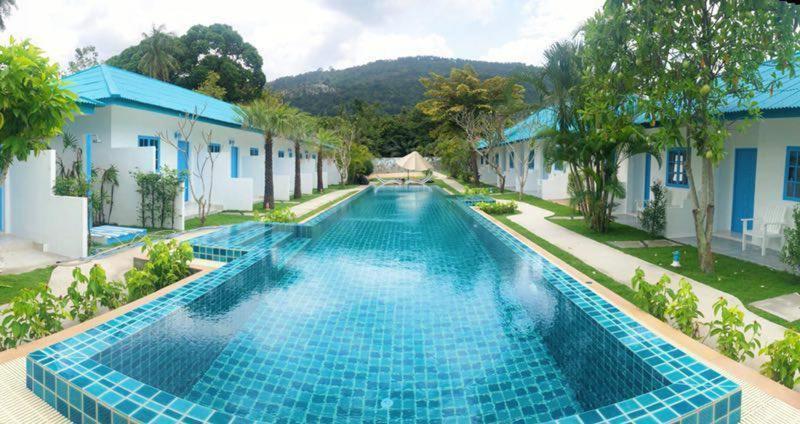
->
left=639, top=180, right=666, bottom=237
left=0, top=38, right=78, bottom=187
left=781, top=206, right=800, bottom=273
left=158, top=107, right=218, bottom=226
left=333, top=123, right=355, bottom=185
left=196, top=71, right=226, bottom=100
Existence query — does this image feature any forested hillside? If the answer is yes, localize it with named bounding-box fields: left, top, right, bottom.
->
left=270, top=56, right=538, bottom=115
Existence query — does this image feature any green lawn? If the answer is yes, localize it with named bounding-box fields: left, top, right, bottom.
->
left=492, top=192, right=576, bottom=217
left=431, top=179, right=457, bottom=194
left=552, top=218, right=659, bottom=242
left=185, top=213, right=254, bottom=230
left=0, top=267, right=55, bottom=304
left=253, top=184, right=359, bottom=212
left=492, top=214, right=640, bottom=306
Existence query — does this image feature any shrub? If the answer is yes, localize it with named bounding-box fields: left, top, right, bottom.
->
left=631, top=268, right=673, bottom=321
left=465, top=187, right=493, bottom=196
left=666, top=279, right=704, bottom=338
left=476, top=201, right=518, bottom=215
left=781, top=205, right=800, bottom=272
left=639, top=180, right=666, bottom=236
left=66, top=265, right=124, bottom=322
left=708, top=297, right=761, bottom=362
left=125, top=237, right=193, bottom=301
left=255, top=207, right=296, bottom=223
left=0, top=284, right=67, bottom=350
left=760, top=330, right=800, bottom=389
left=133, top=167, right=183, bottom=229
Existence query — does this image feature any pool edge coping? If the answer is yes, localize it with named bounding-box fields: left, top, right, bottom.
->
left=472, top=206, right=800, bottom=410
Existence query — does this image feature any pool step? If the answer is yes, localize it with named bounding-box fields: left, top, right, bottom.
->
left=191, top=224, right=292, bottom=262
left=268, top=237, right=311, bottom=270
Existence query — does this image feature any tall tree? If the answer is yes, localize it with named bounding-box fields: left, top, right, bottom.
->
left=0, top=39, right=78, bottom=186
left=614, top=0, right=800, bottom=272
left=66, top=45, right=99, bottom=74
left=0, top=0, right=15, bottom=30
left=195, top=71, right=227, bottom=99
left=289, top=111, right=315, bottom=199
left=235, top=90, right=294, bottom=209
left=138, top=24, right=179, bottom=81
left=314, top=128, right=340, bottom=192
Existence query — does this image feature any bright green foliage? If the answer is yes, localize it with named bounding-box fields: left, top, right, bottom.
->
left=611, top=0, right=800, bottom=273
left=66, top=265, right=124, bottom=322
left=639, top=181, right=667, bottom=237
left=708, top=297, right=761, bottom=362
left=631, top=268, right=673, bottom=320
left=760, top=330, right=800, bottom=389
left=667, top=279, right=704, bottom=338
left=465, top=187, right=493, bottom=196
left=780, top=206, right=800, bottom=272
left=195, top=71, right=227, bottom=100
left=254, top=207, right=296, bottom=223
left=133, top=167, right=183, bottom=229
left=0, top=38, right=79, bottom=185
left=0, top=284, right=66, bottom=349
left=476, top=201, right=518, bottom=215
left=107, top=24, right=265, bottom=103
left=125, top=237, right=193, bottom=301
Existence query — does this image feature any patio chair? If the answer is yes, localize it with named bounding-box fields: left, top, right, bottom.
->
left=741, top=206, right=788, bottom=256
left=376, top=176, right=402, bottom=186
left=407, top=170, right=433, bottom=185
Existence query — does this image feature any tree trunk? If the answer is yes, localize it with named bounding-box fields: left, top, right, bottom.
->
left=263, top=132, right=274, bottom=210
left=470, top=150, right=480, bottom=183
left=293, top=140, right=302, bottom=199
left=316, top=148, right=324, bottom=193
left=685, top=148, right=716, bottom=273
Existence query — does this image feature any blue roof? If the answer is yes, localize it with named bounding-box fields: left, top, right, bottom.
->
left=720, top=60, right=800, bottom=114
left=478, top=108, right=556, bottom=149
left=63, top=65, right=242, bottom=126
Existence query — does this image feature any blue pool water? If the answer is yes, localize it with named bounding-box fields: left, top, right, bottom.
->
left=28, top=186, right=741, bottom=424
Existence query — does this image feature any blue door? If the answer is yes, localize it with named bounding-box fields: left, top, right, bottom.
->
left=230, top=146, right=239, bottom=178
left=643, top=154, right=652, bottom=202
left=731, top=148, right=757, bottom=233
left=177, top=141, right=190, bottom=202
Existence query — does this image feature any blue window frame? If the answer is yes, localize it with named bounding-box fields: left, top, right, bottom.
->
left=250, top=147, right=259, bottom=156
left=784, top=147, right=800, bottom=200
left=137, top=136, right=161, bottom=170
left=208, top=143, right=221, bottom=153
left=278, top=150, right=285, bottom=158
left=312, top=153, right=317, bottom=159
left=288, top=148, right=293, bottom=158
left=509, top=151, right=515, bottom=169
left=666, top=147, right=689, bottom=188
left=494, top=153, right=499, bottom=165
left=305, top=151, right=310, bottom=159
left=527, top=150, right=535, bottom=170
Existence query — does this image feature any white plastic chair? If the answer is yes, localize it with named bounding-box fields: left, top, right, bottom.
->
left=407, top=170, right=433, bottom=185
left=741, top=207, right=788, bottom=256
left=376, top=176, right=402, bottom=186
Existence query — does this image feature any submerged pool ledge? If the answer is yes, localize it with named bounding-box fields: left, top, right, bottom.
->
left=25, top=186, right=740, bottom=424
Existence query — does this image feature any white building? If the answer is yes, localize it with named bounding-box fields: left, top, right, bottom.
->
left=0, top=65, right=341, bottom=258
left=478, top=108, right=569, bottom=200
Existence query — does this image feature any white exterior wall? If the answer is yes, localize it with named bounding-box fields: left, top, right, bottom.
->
left=479, top=143, right=569, bottom=200
left=620, top=117, right=800, bottom=246
left=5, top=150, right=88, bottom=257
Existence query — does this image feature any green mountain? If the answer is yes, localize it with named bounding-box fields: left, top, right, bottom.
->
left=269, top=56, right=538, bottom=115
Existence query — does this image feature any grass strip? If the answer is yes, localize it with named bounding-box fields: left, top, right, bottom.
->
left=0, top=267, right=56, bottom=304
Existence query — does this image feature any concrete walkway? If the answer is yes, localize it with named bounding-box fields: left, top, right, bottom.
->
left=509, top=201, right=785, bottom=368
left=432, top=172, right=465, bottom=193
left=291, top=186, right=364, bottom=219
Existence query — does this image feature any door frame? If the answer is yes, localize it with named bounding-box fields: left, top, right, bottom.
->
left=730, top=147, right=758, bottom=233
left=177, top=140, right=190, bottom=202
left=643, top=154, right=652, bottom=202
left=230, top=146, right=239, bottom=178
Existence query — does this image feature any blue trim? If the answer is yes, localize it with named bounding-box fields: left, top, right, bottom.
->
left=137, top=136, right=160, bottom=171
left=731, top=148, right=758, bottom=232
left=230, top=146, right=239, bottom=178
left=278, top=150, right=285, bottom=158
left=644, top=154, right=652, bottom=202
left=783, top=146, right=800, bottom=201
left=509, top=151, right=514, bottom=169
left=288, top=148, right=293, bottom=158
left=250, top=147, right=259, bottom=156
left=208, top=143, right=221, bottom=153
left=77, top=104, right=96, bottom=115
left=665, top=148, right=689, bottom=188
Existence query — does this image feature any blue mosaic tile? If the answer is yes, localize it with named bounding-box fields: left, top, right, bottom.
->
left=28, top=186, right=739, bottom=423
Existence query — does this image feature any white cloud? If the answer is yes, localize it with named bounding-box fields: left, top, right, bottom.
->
left=334, top=31, right=454, bottom=69
left=482, top=0, right=603, bottom=65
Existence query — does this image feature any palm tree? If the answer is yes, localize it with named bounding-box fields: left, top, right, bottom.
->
left=288, top=112, right=315, bottom=199
left=235, top=90, right=295, bottom=209
left=138, top=24, right=178, bottom=81
left=0, top=0, right=16, bottom=30
left=314, top=128, right=340, bottom=192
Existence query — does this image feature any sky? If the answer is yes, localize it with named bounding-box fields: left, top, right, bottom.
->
left=2, top=0, right=604, bottom=80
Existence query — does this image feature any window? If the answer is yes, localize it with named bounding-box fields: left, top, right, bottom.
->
left=305, top=151, right=310, bottom=159
left=208, top=143, right=221, bottom=153
left=527, top=150, right=535, bottom=170
left=666, top=147, right=688, bottom=187
left=137, top=136, right=160, bottom=170
left=250, top=147, right=259, bottom=156
left=288, top=148, right=293, bottom=158
left=278, top=150, right=285, bottom=158
left=509, top=151, right=515, bottom=169
left=312, top=153, right=317, bottom=159
left=784, top=147, right=800, bottom=200
left=494, top=153, right=499, bottom=165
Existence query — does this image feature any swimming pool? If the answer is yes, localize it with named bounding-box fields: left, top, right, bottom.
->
left=28, top=186, right=740, bottom=423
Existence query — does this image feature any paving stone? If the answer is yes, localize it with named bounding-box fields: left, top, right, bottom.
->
left=608, top=240, right=646, bottom=249
left=751, top=293, right=800, bottom=322
left=643, top=239, right=680, bottom=247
